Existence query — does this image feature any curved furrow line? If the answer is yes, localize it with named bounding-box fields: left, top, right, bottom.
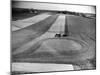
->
left=12, top=15, right=58, bottom=55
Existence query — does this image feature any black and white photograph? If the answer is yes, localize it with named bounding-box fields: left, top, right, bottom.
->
left=11, top=0, right=96, bottom=74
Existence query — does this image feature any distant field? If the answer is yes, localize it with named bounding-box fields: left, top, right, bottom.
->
left=12, top=13, right=39, bottom=21
left=12, top=12, right=56, bottom=21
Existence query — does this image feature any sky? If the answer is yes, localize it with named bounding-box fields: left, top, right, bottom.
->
left=12, top=1, right=96, bottom=14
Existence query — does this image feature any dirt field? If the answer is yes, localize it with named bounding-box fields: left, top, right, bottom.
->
left=12, top=13, right=96, bottom=71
